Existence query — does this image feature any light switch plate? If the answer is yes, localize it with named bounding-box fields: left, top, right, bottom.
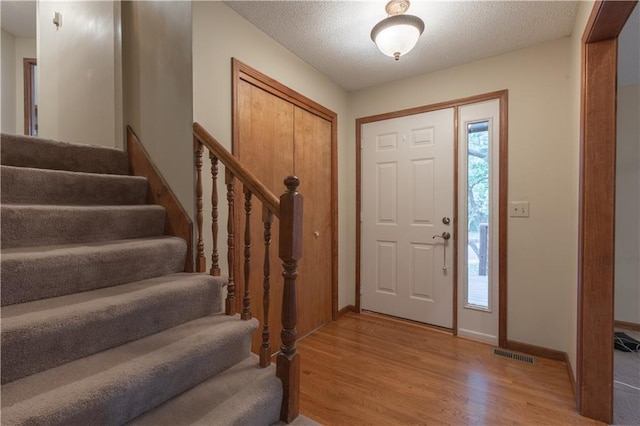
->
left=510, top=201, right=529, bottom=217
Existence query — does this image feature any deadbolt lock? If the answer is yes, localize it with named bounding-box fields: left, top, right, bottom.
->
left=442, top=217, right=451, bottom=225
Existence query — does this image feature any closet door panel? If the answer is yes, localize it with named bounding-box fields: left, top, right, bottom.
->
left=237, top=80, right=293, bottom=352
left=294, top=107, right=333, bottom=334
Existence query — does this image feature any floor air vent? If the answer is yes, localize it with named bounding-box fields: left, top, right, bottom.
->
left=492, top=348, right=535, bottom=365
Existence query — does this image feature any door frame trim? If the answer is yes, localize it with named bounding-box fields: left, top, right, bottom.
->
left=231, top=58, right=339, bottom=321
left=355, top=90, right=508, bottom=346
left=577, top=1, right=637, bottom=422
left=23, top=58, right=37, bottom=136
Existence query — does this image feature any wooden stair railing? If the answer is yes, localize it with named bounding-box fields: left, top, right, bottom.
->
left=192, top=122, right=301, bottom=423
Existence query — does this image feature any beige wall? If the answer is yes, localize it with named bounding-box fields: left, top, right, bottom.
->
left=14, top=37, right=36, bottom=134
left=38, top=1, right=122, bottom=148
left=2, top=29, right=16, bottom=133
left=192, top=2, right=352, bottom=307
left=122, top=1, right=194, bottom=218
left=615, top=82, right=640, bottom=325
left=350, top=37, right=579, bottom=352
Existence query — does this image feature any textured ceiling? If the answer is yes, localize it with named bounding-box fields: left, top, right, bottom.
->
left=225, top=1, right=580, bottom=92
left=4, top=1, right=635, bottom=90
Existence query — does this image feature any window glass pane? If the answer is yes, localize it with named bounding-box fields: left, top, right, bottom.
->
left=466, top=121, right=489, bottom=308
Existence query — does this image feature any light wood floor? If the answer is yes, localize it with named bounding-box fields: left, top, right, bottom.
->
left=297, top=312, right=603, bottom=425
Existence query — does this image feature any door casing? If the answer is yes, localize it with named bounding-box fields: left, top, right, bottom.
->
left=577, top=1, right=638, bottom=422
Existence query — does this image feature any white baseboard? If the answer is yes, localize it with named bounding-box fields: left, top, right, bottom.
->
left=458, top=328, right=498, bottom=345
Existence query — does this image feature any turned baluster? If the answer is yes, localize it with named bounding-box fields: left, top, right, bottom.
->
left=276, top=176, right=303, bottom=423
left=260, top=206, right=274, bottom=367
left=241, top=187, right=252, bottom=320
left=194, top=138, right=206, bottom=273
left=225, top=169, right=236, bottom=315
left=210, top=153, right=220, bottom=276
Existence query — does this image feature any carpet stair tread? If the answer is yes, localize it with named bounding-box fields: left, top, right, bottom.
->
left=2, top=272, right=225, bottom=384
left=1, top=315, right=258, bottom=426
left=1, top=165, right=148, bottom=205
left=1, top=236, right=188, bottom=306
left=129, top=355, right=281, bottom=426
left=0, top=133, right=129, bottom=175
left=1, top=204, right=165, bottom=248
left=0, top=133, right=290, bottom=425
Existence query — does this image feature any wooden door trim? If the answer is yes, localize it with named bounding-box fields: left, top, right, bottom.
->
left=231, top=58, right=339, bottom=321
left=234, top=61, right=335, bottom=123
left=452, top=107, right=459, bottom=335
left=355, top=90, right=508, bottom=346
left=23, top=58, right=37, bottom=136
left=577, top=1, right=637, bottom=423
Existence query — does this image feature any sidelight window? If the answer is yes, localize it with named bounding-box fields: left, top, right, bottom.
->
left=465, top=121, right=490, bottom=309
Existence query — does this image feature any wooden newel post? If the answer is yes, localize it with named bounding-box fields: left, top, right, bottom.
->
left=277, top=176, right=302, bottom=423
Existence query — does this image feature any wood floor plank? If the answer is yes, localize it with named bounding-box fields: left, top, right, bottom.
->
left=298, top=312, right=603, bottom=425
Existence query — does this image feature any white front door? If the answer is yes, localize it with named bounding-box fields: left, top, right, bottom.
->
left=361, top=108, right=455, bottom=328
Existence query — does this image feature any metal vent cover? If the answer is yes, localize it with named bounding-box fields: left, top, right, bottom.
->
left=492, top=348, right=535, bottom=365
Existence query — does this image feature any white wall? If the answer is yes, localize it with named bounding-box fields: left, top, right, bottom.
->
left=615, top=82, right=640, bottom=325
left=2, top=29, right=16, bottom=133
left=122, top=1, right=194, bottom=218
left=37, top=1, right=122, bottom=148
left=1, top=32, right=36, bottom=135
left=14, top=37, right=36, bottom=134
left=566, top=0, right=595, bottom=378
left=192, top=2, right=352, bottom=307
left=350, top=38, right=578, bottom=352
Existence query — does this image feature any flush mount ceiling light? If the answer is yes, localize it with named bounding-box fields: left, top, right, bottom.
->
left=371, top=0, right=425, bottom=61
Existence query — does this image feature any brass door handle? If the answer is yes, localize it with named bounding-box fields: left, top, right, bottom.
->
left=432, top=232, right=451, bottom=241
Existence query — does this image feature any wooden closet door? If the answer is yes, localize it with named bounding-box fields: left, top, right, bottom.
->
left=236, top=80, right=293, bottom=352
left=235, top=78, right=333, bottom=354
left=293, top=107, right=333, bottom=335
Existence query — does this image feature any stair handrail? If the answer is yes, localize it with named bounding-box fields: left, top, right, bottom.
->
left=193, top=122, right=280, bottom=216
left=192, top=122, right=301, bottom=423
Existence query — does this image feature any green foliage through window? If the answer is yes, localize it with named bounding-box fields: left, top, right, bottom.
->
left=467, top=123, right=489, bottom=260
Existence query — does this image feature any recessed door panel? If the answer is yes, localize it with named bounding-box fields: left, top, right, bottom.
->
left=410, top=243, right=434, bottom=301
left=377, top=162, right=398, bottom=225
left=411, top=159, right=434, bottom=225
left=377, top=132, right=398, bottom=151
left=376, top=241, right=397, bottom=295
left=411, top=127, right=435, bottom=147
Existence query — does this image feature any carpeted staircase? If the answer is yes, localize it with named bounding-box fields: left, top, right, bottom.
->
left=0, top=133, right=297, bottom=425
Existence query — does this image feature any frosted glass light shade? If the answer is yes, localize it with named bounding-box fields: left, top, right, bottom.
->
left=371, top=14, right=424, bottom=61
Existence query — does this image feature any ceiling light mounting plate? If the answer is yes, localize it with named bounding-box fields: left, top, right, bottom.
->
left=385, top=0, right=410, bottom=16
